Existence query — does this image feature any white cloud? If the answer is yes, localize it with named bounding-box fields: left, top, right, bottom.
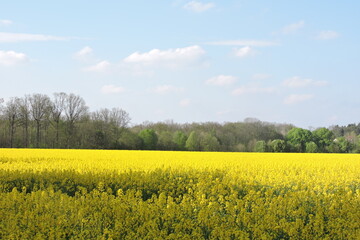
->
left=101, top=85, right=125, bottom=94
left=284, top=94, right=313, bottom=104
left=281, top=20, right=305, bottom=34
left=179, top=98, right=191, bottom=107
left=316, top=30, right=339, bottom=40
left=84, top=60, right=111, bottom=72
left=206, top=75, right=237, bottom=86
left=283, top=76, right=327, bottom=88
left=0, top=32, right=74, bottom=43
left=0, top=20, right=12, bottom=26
left=82, top=45, right=206, bottom=74
left=152, top=85, right=184, bottom=94
left=232, top=86, right=275, bottom=95
left=183, top=1, right=215, bottom=12
left=0, top=50, right=29, bottom=66
left=74, top=46, right=93, bottom=60
left=234, top=46, right=256, bottom=58
left=124, top=45, right=205, bottom=66
left=206, top=40, right=277, bottom=47
left=252, top=73, right=271, bottom=80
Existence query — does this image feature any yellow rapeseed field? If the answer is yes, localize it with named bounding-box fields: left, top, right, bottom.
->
left=1, top=148, right=360, bottom=187
left=1, top=149, right=360, bottom=239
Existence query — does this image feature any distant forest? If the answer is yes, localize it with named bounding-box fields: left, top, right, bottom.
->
left=1, top=93, right=360, bottom=153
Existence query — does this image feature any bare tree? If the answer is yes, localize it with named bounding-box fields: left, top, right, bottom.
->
left=3, top=98, right=20, bottom=147
left=64, top=93, right=88, bottom=147
left=29, top=94, right=51, bottom=148
left=93, top=108, right=130, bottom=128
left=109, top=108, right=131, bottom=138
left=0, top=98, right=3, bottom=146
left=91, top=108, right=110, bottom=134
left=98, top=108, right=111, bottom=124
left=50, top=92, right=67, bottom=147
left=18, top=95, right=31, bottom=147
left=110, top=108, right=130, bottom=127
left=91, top=108, right=130, bottom=148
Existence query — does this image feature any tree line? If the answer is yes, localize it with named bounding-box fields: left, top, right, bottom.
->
left=0, top=93, right=130, bottom=149
left=1, top=93, right=360, bottom=152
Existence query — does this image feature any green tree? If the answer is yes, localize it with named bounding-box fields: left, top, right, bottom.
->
left=305, top=141, right=318, bottom=153
left=185, top=131, right=201, bottom=151
left=313, top=128, right=334, bottom=152
left=326, top=143, right=341, bottom=153
left=138, top=129, right=158, bottom=150
left=158, top=131, right=176, bottom=150
left=270, top=139, right=286, bottom=152
left=286, top=128, right=313, bottom=152
left=93, top=130, right=107, bottom=149
left=286, top=142, right=302, bottom=152
left=254, top=140, right=267, bottom=152
left=173, top=131, right=187, bottom=150
left=353, top=135, right=360, bottom=153
left=336, top=137, right=351, bottom=153
left=200, top=133, right=220, bottom=151
left=234, top=143, right=246, bottom=152
left=119, top=130, right=143, bottom=150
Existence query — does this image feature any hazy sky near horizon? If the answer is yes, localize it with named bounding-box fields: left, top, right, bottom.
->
left=1, top=1, right=359, bottom=128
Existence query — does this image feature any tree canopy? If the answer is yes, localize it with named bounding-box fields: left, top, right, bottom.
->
left=1, top=92, right=360, bottom=153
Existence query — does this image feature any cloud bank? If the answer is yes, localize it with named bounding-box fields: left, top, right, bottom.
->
left=206, top=40, right=277, bottom=47
left=0, top=32, right=75, bottom=43
left=0, top=20, right=13, bottom=26
left=283, top=76, right=327, bottom=88
left=281, top=20, right=305, bottom=34
left=183, top=1, right=215, bottom=12
left=284, top=94, right=313, bottom=104
left=206, top=75, right=237, bottom=86
left=101, top=85, right=125, bottom=94
left=0, top=50, right=29, bottom=66
left=316, top=30, right=339, bottom=40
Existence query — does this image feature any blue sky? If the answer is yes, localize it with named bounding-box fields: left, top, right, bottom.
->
left=0, top=1, right=359, bottom=128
